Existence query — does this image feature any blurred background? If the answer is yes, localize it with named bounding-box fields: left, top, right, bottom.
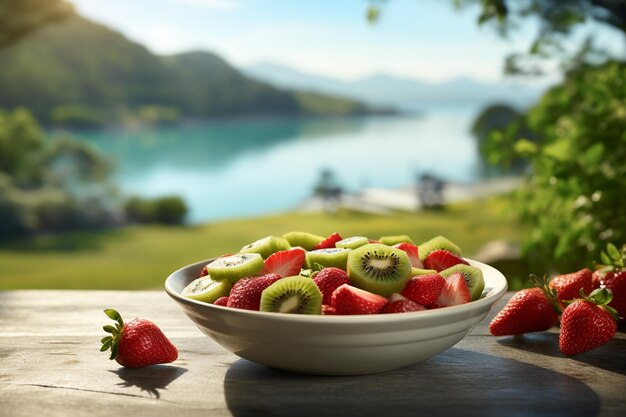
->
left=1, top=0, right=624, bottom=290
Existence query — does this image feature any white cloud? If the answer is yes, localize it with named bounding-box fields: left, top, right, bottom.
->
left=169, top=0, right=238, bottom=9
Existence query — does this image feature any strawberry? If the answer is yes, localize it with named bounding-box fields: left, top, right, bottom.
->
left=313, top=267, right=350, bottom=305
left=593, top=243, right=626, bottom=318
left=322, top=305, right=338, bottom=315
left=214, top=296, right=229, bottom=306
left=260, top=248, right=306, bottom=277
left=227, top=274, right=282, bottom=310
left=549, top=268, right=593, bottom=304
left=424, top=249, right=469, bottom=272
left=593, top=271, right=626, bottom=318
left=559, top=288, right=618, bottom=355
left=101, top=309, right=178, bottom=369
left=489, top=287, right=559, bottom=336
left=383, top=293, right=426, bottom=313
left=314, top=232, right=343, bottom=250
left=401, top=273, right=446, bottom=306
left=331, top=284, right=388, bottom=315
left=435, top=272, right=471, bottom=307
left=393, top=242, right=423, bottom=268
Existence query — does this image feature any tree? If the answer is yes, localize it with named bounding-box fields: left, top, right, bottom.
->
left=484, top=61, right=626, bottom=272
left=0, top=108, right=118, bottom=238
left=0, top=0, right=73, bottom=49
left=456, top=0, right=626, bottom=74
left=368, top=0, right=626, bottom=74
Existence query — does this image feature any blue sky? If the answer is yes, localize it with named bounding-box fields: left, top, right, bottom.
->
left=69, top=0, right=615, bottom=83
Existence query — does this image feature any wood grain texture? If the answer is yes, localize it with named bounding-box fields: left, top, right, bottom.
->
left=0, top=291, right=624, bottom=417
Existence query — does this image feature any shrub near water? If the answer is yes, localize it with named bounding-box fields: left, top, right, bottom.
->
left=125, top=195, right=188, bottom=225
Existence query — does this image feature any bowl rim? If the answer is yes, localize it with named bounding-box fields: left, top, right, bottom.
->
left=165, top=258, right=507, bottom=323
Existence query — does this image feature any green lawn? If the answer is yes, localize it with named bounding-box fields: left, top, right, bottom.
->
left=0, top=197, right=527, bottom=289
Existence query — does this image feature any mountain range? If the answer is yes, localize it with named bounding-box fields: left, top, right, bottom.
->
left=0, top=15, right=382, bottom=125
left=244, top=62, right=546, bottom=110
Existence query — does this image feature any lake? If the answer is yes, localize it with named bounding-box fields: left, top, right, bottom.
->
left=75, top=105, right=488, bottom=223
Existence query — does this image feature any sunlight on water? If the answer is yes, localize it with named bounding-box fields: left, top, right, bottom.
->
left=75, top=106, right=484, bottom=222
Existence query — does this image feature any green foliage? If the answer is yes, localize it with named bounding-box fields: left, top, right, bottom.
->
left=481, top=61, right=626, bottom=272
left=125, top=196, right=188, bottom=225
left=0, top=108, right=118, bottom=238
left=454, top=0, right=626, bottom=74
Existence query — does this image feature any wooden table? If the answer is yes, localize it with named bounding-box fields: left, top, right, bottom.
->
left=1, top=290, right=624, bottom=417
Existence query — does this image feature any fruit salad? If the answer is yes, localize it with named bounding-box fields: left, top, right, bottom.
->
left=180, top=232, right=485, bottom=315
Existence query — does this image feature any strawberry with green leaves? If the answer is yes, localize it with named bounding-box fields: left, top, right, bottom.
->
left=593, top=243, right=626, bottom=319
left=101, top=309, right=178, bottom=369
left=559, top=288, right=618, bottom=355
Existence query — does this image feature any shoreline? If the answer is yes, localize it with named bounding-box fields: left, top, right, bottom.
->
left=297, top=176, right=523, bottom=214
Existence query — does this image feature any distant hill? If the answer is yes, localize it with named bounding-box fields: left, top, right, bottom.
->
left=244, top=62, right=546, bottom=109
left=0, top=15, right=382, bottom=125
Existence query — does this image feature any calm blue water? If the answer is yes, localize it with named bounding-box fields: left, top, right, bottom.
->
left=74, top=105, right=486, bottom=223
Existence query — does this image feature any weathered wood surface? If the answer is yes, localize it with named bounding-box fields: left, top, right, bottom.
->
left=0, top=290, right=624, bottom=417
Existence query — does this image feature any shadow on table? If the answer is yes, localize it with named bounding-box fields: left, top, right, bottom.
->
left=110, top=365, right=187, bottom=399
left=497, top=332, right=626, bottom=376
left=223, top=348, right=600, bottom=417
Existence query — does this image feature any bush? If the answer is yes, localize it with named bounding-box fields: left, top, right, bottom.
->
left=125, top=195, right=187, bottom=225
left=480, top=61, right=626, bottom=272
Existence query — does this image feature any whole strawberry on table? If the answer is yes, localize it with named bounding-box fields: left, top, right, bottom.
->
left=489, top=243, right=624, bottom=356
left=101, top=309, right=178, bottom=368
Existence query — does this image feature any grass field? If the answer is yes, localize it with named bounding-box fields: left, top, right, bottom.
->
left=0, top=197, right=527, bottom=289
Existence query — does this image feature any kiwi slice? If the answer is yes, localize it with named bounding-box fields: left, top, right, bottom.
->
left=306, top=248, right=351, bottom=270
left=240, top=236, right=291, bottom=259
left=411, top=267, right=437, bottom=277
left=379, top=235, right=415, bottom=246
left=206, top=253, right=264, bottom=283
left=336, top=236, right=369, bottom=249
left=260, top=276, right=322, bottom=314
left=282, top=231, right=325, bottom=251
left=347, top=243, right=412, bottom=297
left=181, top=276, right=231, bottom=303
left=440, top=264, right=485, bottom=301
left=418, top=235, right=462, bottom=262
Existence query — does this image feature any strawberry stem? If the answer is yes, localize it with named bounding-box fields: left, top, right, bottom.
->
left=101, top=309, right=125, bottom=360
left=529, top=274, right=564, bottom=315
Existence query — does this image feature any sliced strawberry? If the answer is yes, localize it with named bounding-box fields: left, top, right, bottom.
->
left=214, top=296, right=229, bottom=306
left=393, top=242, right=423, bottom=268
left=260, top=248, right=306, bottom=277
left=314, top=232, right=343, bottom=250
left=401, top=273, right=446, bottom=305
left=435, top=272, right=471, bottom=307
left=227, top=274, right=282, bottom=310
left=313, top=267, right=350, bottom=305
left=331, top=284, right=388, bottom=315
left=321, top=305, right=338, bottom=315
left=424, top=249, right=469, bottom=272
left=383, top=293, right=426, bottom=313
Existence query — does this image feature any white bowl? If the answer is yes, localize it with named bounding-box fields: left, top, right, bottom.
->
left=165, top=259, right=507, bottom=375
